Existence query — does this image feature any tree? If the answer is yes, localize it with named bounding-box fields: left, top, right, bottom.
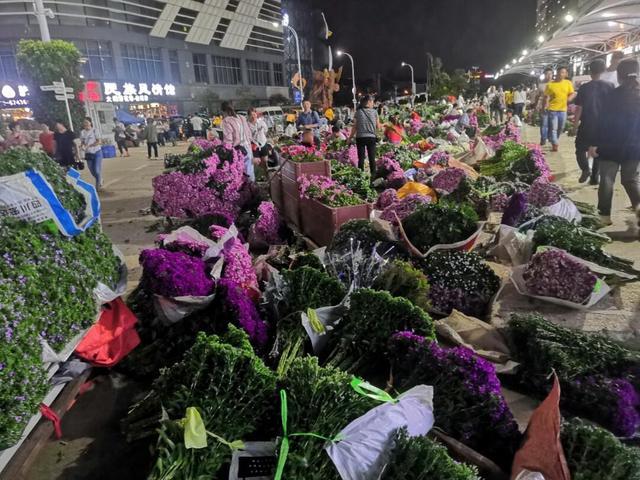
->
left=429, top=57, right=452, bottom=99
left=449, top=69, right=470, bottom=96
left=16, top=40, right=85, bottom=131
left=197, top=89, right=221, bottom=115
left=268, top=93, right=289, bottom=106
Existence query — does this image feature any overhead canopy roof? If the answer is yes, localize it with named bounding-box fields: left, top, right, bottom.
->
left=499, top=0, right=640, bottom=77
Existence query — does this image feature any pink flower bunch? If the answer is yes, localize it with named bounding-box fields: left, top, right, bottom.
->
left=426, top=151, right=450, bottom=169
left=489, top=193, right=509, bottom=212
left=376, top=153, right=404, bottom=180
left=469, top=114, right=479, bottom=129
left=409, top=118, right=424, bottom=135
left=527, top=177, right=563, bottom=207
left=209, top=224, right=259, bottom=295
left=152, top=146, right=245, bottom=219
left=252, top=201, right=283, bottom=245
left=298, top=174, right=362, bottom=207
left=190, top=138, right=222, bottom=153
left=380, top=193, right=433, bottom=223
left=376, top=188, right=398, bottom=210
left=280, top=144, right=324, bottom=163
left=527, top=144, right=552, bottom=180
left=158, top=231, right=211, bottom=257
left=432, top=167, right=466, bottom=194
left=483, top=126, right=521, bottom=151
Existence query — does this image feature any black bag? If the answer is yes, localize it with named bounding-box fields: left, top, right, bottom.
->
left=234, top=145, right=248, bottom=156
left=74, top=160, right=85, bottom=170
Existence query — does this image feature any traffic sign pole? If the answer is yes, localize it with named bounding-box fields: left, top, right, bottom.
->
left=60, top=79, right=74, bottom=132
left=40, top=78, right=75, bottom=131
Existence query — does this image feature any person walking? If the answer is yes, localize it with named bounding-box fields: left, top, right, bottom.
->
left=490, top=86, right=506, bottom=124
left=156, top=117, right=166, bottom=146
left=80, top=118, right=104, bottom=189
left=544, top=66, right=576, bottom=152
left=513, top=85, right=526, bottom=117
left=349, top=95, right=382, bottom=178
left=112, top=117, right=129, bottom=157
left=589, top=58, right=640, bottom=227
left=190, top=114, right=204, bottom=138
left=39, top=124, right=55, bottom=156
left=143, top=118, right=159, bottom=159
left=537, top=67, right=554, bottom=145
left=53, top=120, right=77, bottom=170
left=573, top=59, right=614, bottom=184
left=221, top=101, right=255, bottom=181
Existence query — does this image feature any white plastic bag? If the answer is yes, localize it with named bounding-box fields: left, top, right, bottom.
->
left=397, top=217, right=485, bottom=258
left=301, top=290, right=352, bottom=355
left=0, top=168, right=100, bottom=237
left=543, top=198, right=582, bottom=223
left=325, top=385, right=434, bottom=480
left=488, top=225, right=534, bottom=266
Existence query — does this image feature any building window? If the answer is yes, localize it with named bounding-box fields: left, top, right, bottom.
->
left=273, top=63, right=284, bottom=86
left=247, top=59, right=270, bottom=86
left=169, top=50, right=181, bottom=82
left=193, top=53, right=209, bottom=83
left=75, top=40, right=114, bottom=79
left=0, top=42, right=19, bottom=80
left=122, top=44, right=163, bottom=80
left=211, top=55, right=242, bottom=85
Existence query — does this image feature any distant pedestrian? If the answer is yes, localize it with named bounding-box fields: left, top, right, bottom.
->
left=156, top=116, right=166, bottom=146
left=513, top=85, right=527, bottom=117
left=349, top=95, right=382, bottom=178
left=112, top=117, right=129, bottom=157
left=544, top=66, right=576, bottom=151
left=39, top=124, right=54, bottom=156
left=537, top=67, right=554, bottom=145
left=80, top=118, right=103, bottom=189
left=489, top=86, right=506, bottom=124
left=221, top=101, right=254, bottom=181
left=6, top=121, right=31, bottom=148
left=296, top=100, right=321, bottom=138
left=143, top=118, right=159, bottom=159
left=590, top=58, right=640, bottom=227
left=190, top=114, right=204, bottom=138
left=247, top=107, right=269, bottom=169
left=53, top=120, right=77, bottom=169
left=573, top=59, right=614, bottom=184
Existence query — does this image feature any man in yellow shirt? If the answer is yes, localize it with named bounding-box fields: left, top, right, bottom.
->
left=544, top=66, right=576, bottom=151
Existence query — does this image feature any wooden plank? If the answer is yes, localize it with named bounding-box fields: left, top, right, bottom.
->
left=0, top=370, right=92, bottom=480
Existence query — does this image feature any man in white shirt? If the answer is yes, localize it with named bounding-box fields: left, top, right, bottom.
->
left=537, top=67, right=553, bottom=145
left=190, top=114, right=204, bottom=138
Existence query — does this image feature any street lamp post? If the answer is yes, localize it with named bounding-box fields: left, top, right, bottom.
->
left=425, top=53, right=433, bottom=102
left=401, top=62, right=415, bottom=106
left=337, top=50, right=357, bottom=113
left=275, top=15, right=304, bottom=107
left=33, top=0, right=53, bottom=41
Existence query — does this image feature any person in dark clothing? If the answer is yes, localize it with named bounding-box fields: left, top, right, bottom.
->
left=349, top=95, right=382, bottom=178
left=574, top=59, right=615, bottom=185
left=53, top=120, right=77, bottom=169
left=589, top=59, right=640, bottom=227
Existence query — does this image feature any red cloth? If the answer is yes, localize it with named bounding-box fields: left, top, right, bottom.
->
left=39, top=131, right=55, bottom=156
left=511, top=374, right=571, bottom=480
left=39, top=403, right=62, bottom=439
left=410, top=111, right=421, bottom=121
left=75, top=298, right=140, bottom=367
left=384, top=125, right=405, bottom=145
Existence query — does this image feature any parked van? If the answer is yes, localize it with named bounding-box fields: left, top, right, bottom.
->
left=256, top=106, right=285, bottom=133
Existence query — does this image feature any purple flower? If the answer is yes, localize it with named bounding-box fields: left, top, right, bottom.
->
left=375, top=189, right=398, bottom=210
left=210, top=225, right=259, bottom=294
left=432, top=167, right=466, bottom=194
left=527, top=178, right=563, bottom=207
left=380, top=193, right=432, bottom=223
left=217, top=279, right=268, bottom=346
left=490, top=193, right=509, bottom=212
left=523, top=249, right=597, bottom=303
left=252, top=201, right=283, bottom=245
left=139, top=248, right=215, bottom=297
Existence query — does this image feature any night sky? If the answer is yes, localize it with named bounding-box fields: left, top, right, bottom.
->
left=312, top=0, right=537, bottom=82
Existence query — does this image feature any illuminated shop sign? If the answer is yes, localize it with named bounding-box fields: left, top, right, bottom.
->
left=0, top=84, right=30, bottom=107
left=102, top=82, right=176, bottom=103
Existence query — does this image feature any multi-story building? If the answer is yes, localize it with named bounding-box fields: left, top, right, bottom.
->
left=535, top=0, right=597, bottom=38
left=0, top=0, right=292, bottom=119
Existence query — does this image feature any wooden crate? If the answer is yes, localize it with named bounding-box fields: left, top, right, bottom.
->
left=281, top=160, right=331, bottom=184
left=269, top=172, right=283, bottom=211
left=300, top=199, right=373, bottom=247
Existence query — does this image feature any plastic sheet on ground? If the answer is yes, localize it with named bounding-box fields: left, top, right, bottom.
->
left=543, top=198, right=582, bottom=223
left=0, top=168, right=100, bottom=237
left=325, top=385, right=434, bottom=480
left=488, top=225, right=535, bottom=266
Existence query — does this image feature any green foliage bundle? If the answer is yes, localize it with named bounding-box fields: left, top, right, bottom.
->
left=329, top=219, right=391, bottom=255
left=330, top=161, right=376, bottom=202
left=561, top=419, right=640, bottom=480
left=324, top=288, right=435, bottom=373
left=278, top=267, right=347, bottom=317
left=16, top=40, right=85, bottom=130
left=402, top=202, right=479, bottom=253
left=380, top=429, right=480, bottom=480
left=373, top=260, right=431, bottom=311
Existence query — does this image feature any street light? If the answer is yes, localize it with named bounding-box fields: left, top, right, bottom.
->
left=401, top=61, right=415, bottom=105
left=274, top=17, right=304, bottom=106
left=522, top=49, right=529, bottom=55
left=564, top=13, right=574, bottom=23
left=537, top=35, right=545, bottom=43
left=336, top=50, right=358, bottom=113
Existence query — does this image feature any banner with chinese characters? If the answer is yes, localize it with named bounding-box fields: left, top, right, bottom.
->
left=102, top=81, right=177, bottom=103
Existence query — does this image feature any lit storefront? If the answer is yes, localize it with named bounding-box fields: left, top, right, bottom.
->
left=0, top=83, right=32, bottom=121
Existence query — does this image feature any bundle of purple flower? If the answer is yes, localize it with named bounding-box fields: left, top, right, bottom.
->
left=157, top=232, right=211, bottom=258
left=523, top=249, right=597, bottom=303
left=526, top=144, right=552, bottom=181
left=380, top=193, right=432, bottom=223
left=490, top=192, right=509, bottom=212
left=483, top=126, right=521, bottom=151
left=252, top=201, right=283, bottom=245
left=189, top=138, right=222, bottom=154
left=527, top=178, right=562, bottom=208
left=375, top=188, right=398, bottom=210
left=409, top=118, right=424, bottom=135
left=152, top=147, right=245, bottom=219
left=432, top=167, right=466, bottom=194
left=210, top=225, right=259, bottom=296
left=425, top=151, right=450, bottom=170
left=389, top=331, right=521, bottom=464
left=330, top=145, right=358, bottom=167
left=139, top=248, right=215, bottom=297
left=376, top=153, right=404, bottom=180
left=216, top=278, right=268, bottom=346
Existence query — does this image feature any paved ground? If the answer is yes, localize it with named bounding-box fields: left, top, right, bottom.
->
left=17, top=127, right=640, bottom=479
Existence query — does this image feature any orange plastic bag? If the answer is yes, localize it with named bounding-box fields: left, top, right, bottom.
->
left=510, top=374, right=571, bottom=480
left=75, top=297, right=140, bottom=367
left=396, top=182, right=437, bottom=202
